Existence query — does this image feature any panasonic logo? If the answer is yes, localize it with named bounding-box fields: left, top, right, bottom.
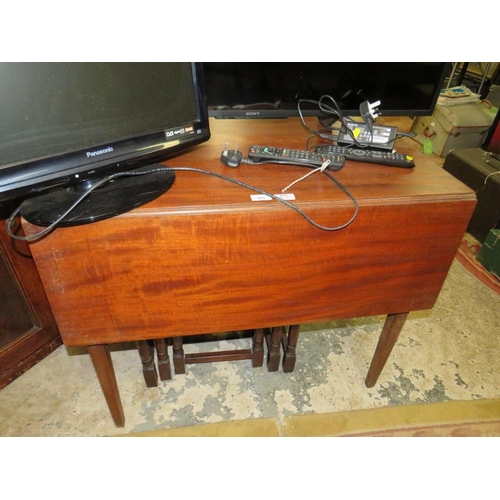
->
left=86, top=146, right=114, bottom=158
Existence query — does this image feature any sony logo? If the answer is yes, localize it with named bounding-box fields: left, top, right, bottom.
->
left=86, top=146, right=114, bottom=158
left=246, top=111, right=260, bottom=116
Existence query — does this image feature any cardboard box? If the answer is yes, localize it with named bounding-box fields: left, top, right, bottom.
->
left=477, top=229, right=500, bottom=279
left=411, top=101, right=497, bottom=157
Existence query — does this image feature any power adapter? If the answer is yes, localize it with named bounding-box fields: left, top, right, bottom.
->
left=337, top=121, right=397, bottom=151
left=337, top=99, right=397, bottom=150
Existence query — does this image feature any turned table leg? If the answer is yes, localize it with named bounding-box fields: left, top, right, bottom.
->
left=172, top=337, right=186, bottom=374
left=266, top=326, right=283, bottom=372
left=88, top=344, right=125, bottom=428
left=282, top=324, right=300, bottom=373
left=154, top=338, right=172, bottom=381
left=137, top=340, right=158, bottom=388
left=252, top=328, right=265, bottom=367
left=365, top=312, right=409, bottom=388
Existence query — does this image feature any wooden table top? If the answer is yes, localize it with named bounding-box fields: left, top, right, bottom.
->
left=133, top=116, right=475, bottom=216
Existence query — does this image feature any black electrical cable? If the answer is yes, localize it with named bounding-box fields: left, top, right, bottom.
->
left=6, top=165, right=358, bottom=242
left=6, top=173, right=126, bottom=242
left=297, top=95, right=374, bottom=149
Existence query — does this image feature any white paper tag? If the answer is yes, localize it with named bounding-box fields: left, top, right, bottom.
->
left=250, top=193, right=296, bottom=201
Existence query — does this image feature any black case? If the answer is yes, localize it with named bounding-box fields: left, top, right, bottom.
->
left=443, top=148, right=500, bottom=242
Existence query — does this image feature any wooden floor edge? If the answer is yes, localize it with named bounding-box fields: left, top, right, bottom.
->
left=114, top=417, right=281, bottom=437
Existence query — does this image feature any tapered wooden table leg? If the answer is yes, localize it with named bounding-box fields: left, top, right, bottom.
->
left=266, top=327, right=283, bottom=372
left=172, top=337, right=186, bottom=374
left=282, top=324, right=300, bottom=373
left=365, top=312, right=409, bottom=388
left=155, top=338, right=172, bottom=380
left=88, top=344, right=125, bottom=428
left=137, top=340, right=158, bottom=387
left=252, top=328, right=265, bottom=367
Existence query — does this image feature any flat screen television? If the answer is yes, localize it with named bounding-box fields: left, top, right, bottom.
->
left=204, top=62, right=450, bottom=119
left=0, top=62, right=210, bottom=227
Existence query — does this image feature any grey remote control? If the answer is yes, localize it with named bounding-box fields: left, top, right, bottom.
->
left=248, top=145, right=345, bottom=171
left=315, top=145, right=415, bottom=168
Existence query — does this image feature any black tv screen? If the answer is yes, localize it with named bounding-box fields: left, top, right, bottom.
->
left=204, top=62, right=449, bottom=118
left=0, top=62, right=210, bottom=225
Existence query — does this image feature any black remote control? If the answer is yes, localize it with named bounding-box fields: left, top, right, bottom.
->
left=314, top=145, right=415, bottom=169
left=248, top=145, right=345, bottom=171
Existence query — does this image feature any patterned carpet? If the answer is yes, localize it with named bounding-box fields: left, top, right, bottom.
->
left=121, top=398, right=500, bottom=437
left=283, top=398, right=500, bottom=437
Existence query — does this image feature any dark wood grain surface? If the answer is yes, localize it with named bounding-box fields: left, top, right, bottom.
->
left=23, top=117, right=476, bottom=347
